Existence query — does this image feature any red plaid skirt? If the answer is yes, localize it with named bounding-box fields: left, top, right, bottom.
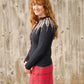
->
left=29, top=64, right=53, bottom=84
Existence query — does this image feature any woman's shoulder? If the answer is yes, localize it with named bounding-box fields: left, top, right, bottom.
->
left=39, top=17, right=55, bottom=29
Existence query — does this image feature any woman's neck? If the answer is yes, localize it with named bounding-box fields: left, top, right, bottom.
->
left=38, top=14, right=46, bottom=19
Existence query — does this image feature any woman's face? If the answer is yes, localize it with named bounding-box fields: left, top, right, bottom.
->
left=32, top=3, right=45, bottom=17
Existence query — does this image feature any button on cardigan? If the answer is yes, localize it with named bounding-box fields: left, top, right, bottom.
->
left=24, top=16, right=56, bottom=70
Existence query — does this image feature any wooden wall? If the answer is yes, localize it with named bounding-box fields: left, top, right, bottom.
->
left=0, top=0, right=84, bottom=84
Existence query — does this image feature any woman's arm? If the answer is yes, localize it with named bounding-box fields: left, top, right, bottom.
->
left=24, top=48, right=31, bottom=63
left=25, top=23, right=55, bottom=70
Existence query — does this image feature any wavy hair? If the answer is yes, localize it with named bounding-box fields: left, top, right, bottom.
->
left=30, top=0, right=58, bottom=39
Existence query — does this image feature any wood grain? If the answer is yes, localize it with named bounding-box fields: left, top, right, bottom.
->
left=0, top=0, right=84, bottom=84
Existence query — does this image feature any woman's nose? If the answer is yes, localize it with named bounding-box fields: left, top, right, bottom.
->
left=35, top=5, right=38, bottom=9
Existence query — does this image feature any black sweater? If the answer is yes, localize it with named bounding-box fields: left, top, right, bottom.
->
left=24, top=16, right=56, bottom=70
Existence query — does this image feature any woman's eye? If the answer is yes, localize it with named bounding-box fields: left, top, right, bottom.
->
left=32, top=3, right=42, bottom=6
left=38, top=4, right=42, bottom=6
left=32, top=4, right=35, bottom=6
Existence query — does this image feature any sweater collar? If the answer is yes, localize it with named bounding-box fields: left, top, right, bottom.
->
left=39, top=16, right=49, bottom=20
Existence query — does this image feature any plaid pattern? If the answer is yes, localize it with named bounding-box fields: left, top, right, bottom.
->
left=29, top=64, right=53, bottom=84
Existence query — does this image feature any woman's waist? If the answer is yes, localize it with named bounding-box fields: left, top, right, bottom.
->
left=35, top=57, right=52, bottom=67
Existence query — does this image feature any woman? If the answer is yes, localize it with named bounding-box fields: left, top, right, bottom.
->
left=24, top=0, right=58, bottom=84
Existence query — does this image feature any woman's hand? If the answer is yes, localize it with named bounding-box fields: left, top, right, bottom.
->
left=24, top=61, right=32, bottom=74
left=24, top=68, right=32, bottom=74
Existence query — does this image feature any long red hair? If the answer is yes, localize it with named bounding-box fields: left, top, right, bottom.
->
left=30, top=0, right=58, bottom=39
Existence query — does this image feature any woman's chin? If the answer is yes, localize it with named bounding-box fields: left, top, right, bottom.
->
left=34, top=12, right=41, bottom=16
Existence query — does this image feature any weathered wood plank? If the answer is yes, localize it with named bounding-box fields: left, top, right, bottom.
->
left=0, top=0, right=84, bottom=84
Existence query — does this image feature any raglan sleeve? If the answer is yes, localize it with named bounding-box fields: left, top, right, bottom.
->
left=25, top=23, right=55, bottom=69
